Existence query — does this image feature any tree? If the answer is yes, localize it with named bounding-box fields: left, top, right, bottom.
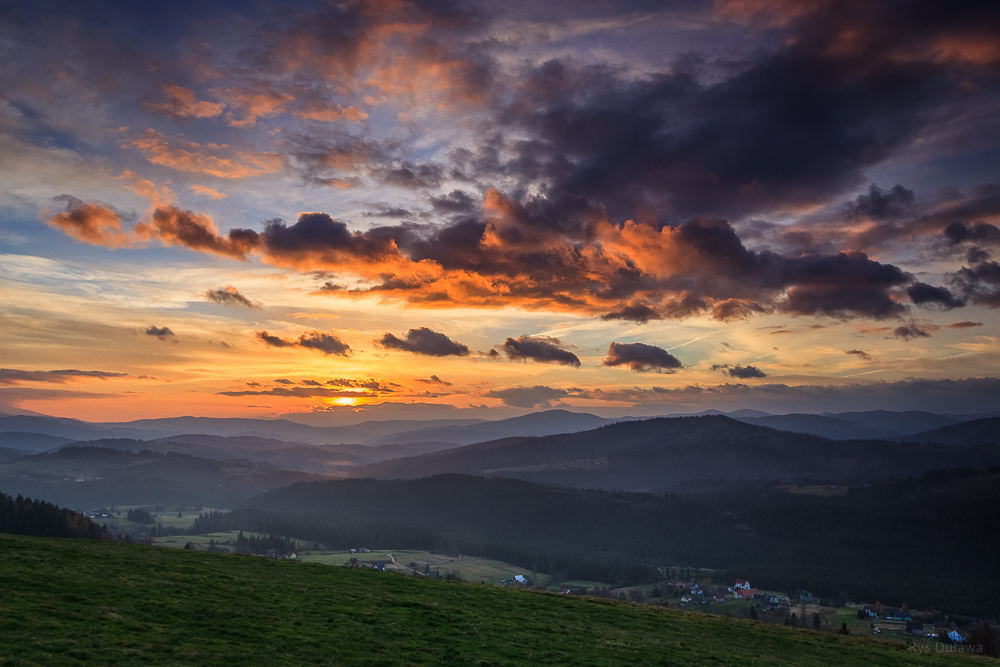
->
left=650, top=586, right=661, bottom=599
left=750, top=606, right=758, bottom=621
left=813, top=613, right=821, bottom=631
left=789, top=613, right=798, bottom=627
left=838, top=623, right=851, bottom=636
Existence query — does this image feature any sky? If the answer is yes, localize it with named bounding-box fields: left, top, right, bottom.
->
left=1, top=0, right=1000, bottom=424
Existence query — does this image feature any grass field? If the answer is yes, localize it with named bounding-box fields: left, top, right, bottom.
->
left=0, top=533, right=986, bottom=667
left=301, top=550, right=533, bottom=583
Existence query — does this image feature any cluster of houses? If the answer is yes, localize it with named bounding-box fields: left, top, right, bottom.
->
left=673, top=579, right=788, bottom=610
left=859, top=605, right=967, bottom=641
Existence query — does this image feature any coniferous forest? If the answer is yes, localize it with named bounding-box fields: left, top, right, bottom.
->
left=192, top=467, right=1000, bottom=617
left=0, top=492, right=108, bottom=540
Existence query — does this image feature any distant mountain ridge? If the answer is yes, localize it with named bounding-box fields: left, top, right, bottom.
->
left=352, top=415, right=1000, bottom=491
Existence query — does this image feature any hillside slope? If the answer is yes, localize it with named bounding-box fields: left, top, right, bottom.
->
left=0, top=533, right=975, bottom=667
left=901, top=417, right=1000, bottom=446
left=353, top=415, right=1000, bottom=489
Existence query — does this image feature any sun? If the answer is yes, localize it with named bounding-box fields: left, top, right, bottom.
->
left=333, top=397, right=359, bottom=406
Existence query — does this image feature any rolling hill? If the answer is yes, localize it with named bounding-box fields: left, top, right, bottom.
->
left=351, top=415, right=1000, bottom=490
left=0, top=446, right=328, bottom=508
left=897, top=417, right=1000, bottom=446
left=0, top=532, right=971, bottom=666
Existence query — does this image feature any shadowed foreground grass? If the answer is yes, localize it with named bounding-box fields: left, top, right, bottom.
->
left=0, top=534, right=985, bottom=666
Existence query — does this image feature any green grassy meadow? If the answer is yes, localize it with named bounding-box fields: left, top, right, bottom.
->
left=0, top=533, right=987, bottom=666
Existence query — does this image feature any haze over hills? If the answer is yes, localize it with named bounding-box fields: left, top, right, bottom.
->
left=353, top=415, right=1000, bottom=491
left=0, top=445, right=326, bottom=508
left=366, top=410, right=620, bottom=446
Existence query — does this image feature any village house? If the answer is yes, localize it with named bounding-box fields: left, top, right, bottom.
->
left=733, top=579, right=750, bottom=590
left=906, top=621, right=924, bottom=636
left=947, top=630, right=965, bottom=643
left=883, top=607, right=911, bottom=621
left=714, top=592, right=726, bottom=603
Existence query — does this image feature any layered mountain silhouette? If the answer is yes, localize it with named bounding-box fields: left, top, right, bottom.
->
left=352, top=415, right=1000, bottom=491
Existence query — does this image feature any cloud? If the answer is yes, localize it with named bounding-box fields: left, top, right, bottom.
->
left=46, top=196, right=127, bottom=248
left=893, top=324, right=934, bottom=340
left=845, top=349, right=874, bottom=362
left=145, top=84, right=224, bottom=119
left=376, top=327, right=471, bottom=357
left=950, top=260, right=1000, bottom=307
left=602, top=342, right=682, bottom=373
left=0, top=369, right=129, bottom=385
left=948, top=321, right=984, bottom=329
left=907, top=282, right=965, bottom=310
left=127, top=130, right=282, bottom=179
left=145, top=325, right=176, bottom=341
left=484, top=386, right=570, bottom=408
left=711, top=363, right=768, bottom=379
left=845, top=184, right=916, bottom=221
left=497, top=335, right=580, bottom=367
left=256, top=331, right=295, bottom=348
left=214, top=88, right=295, bottom=128
left=416, top=375, right=452, bottom=386
left=600, top=302, right=661, bottom=324
left=255, top=330, right=351, bottom=356
left=297, top=331, right=352, bottom=356
left=219, top=387, right=380, bottom=398
left=944, top=221, right=1000, bottom=246
left=189, top=185, right=227, bottom=199
left=205, top=285, right=262, bottom=309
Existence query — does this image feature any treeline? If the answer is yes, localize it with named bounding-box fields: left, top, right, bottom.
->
left=0, top=492, right=108, bottom=540
left=235, top=530, right=297, bottom=555
left=198, top=470, right=1000, bottom=617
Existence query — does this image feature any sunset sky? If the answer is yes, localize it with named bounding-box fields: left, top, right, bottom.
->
left=2, top=0, right=999, bottom=424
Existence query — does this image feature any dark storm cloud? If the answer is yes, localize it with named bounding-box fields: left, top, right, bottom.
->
left=145, top=325, right=176, bottom=341
left=944, top=221, right=1000, bottom=246
left=711, top=363, right=768, bottom=379
left=950, top=261, right=1000, bottom=307
left=906, top=282, right=965, bottom=310
left=255, top=330, right=351, bottom=355
left=602, top=342, right=682, bottom=373
left=483, top=385, right=570, bottom=408
left=376, top=328, right=471, bottom=357
left=845, top=184, right=916, bottom=221
left=205, top=285, right=262, bottom=309
left=30, top=0, right=1000, bottom=325
left=430, top=190, right=478, bottom=214
left=497, top=335, right=580, bottom=366
left=0, top=369, right=130, bottom=385
left=948, top=321, right=984, bottom=329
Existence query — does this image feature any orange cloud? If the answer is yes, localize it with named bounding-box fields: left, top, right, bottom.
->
left=189, top=184, right=228, bottom=199
left=134, top=207, right=259, bottom=260
left=145, top=84, right=225, bottom=119
left=128, top=130, right=282, bottom=179
left=213, top=88, right=295, bottom=127
left=293, top=101, right=369, bottom=123
left=45, top=196, right=128, bottom=248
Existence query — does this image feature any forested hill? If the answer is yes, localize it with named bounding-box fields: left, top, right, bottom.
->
left=0, top=491, right=108, bottom=539
left=214, top=469, right=1000, bottom=616
left=897, top=417, right=1000, bottom=446
left=351, top=415, right=1000, bottom=489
